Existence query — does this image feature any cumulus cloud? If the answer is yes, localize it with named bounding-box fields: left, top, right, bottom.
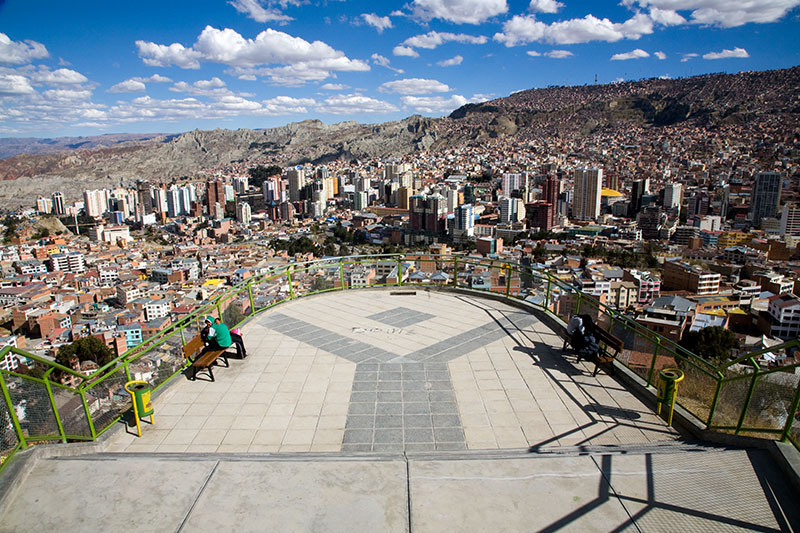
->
left=410, top=0, right=508, bottom=24
left=544, top=49, right=573, bottom=58
left=703, top=47, right=749, bottom=59
left=0, top=74, right=35, bottom=95
left=320, top=83, right=348, bottom=90
left=362, top=13, right=393, bottom=33
left=681, top=53, right=698, bottom=62
left=109, top=79, right=147, bottom=93
left=0, top=33, right=49, bottom=65
left=228, top=0, right=293, bottom=23
left=380, top=78, right=451, bottom=94
left=654, top=51, right=667, bottom=59
left=437, top=55, right=463, bottom=66
left=494, top=12, right=653, bottom=46
left=529, top=0, right=563, bottom=13
left=623, top=0, right=800, bottom=28
left=648, top=7, right=686, bottom=26
left=400, top=94, right=470, bottom=113
left=393, top=45, right=420, bottom=58
left=136, top=26, right=369, bottom=85
left=316, top=94, right=399, bottom=114
left=526, top=50, right=542, bottom=57
left=371, top=53, right=404, bottom=73
left=262, top=95, right=316, bottom=114
left=402, top=31, right=488, bottom=50
left=611, top=48, right=649, bottom=60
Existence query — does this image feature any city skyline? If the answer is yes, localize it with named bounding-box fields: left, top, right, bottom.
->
left=1, top=0, right=799, bottom=137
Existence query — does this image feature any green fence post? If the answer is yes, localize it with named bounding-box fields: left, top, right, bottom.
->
left=123, top=361, right=132, bottom=383
left=0, top=372, right=27, bottom=450
left=707, top=376, right=724, bottom=428
left=396, top=256, right=402, bottom=287
left=575, top=292, right=582, bottom=315
left=735, top=365, right=760, bottom=434
left=781, top=381, right=800, bottom=442
left=179, top=321, right=186, bottom=347
left=43, top=368, right=67, bottom=443
left=248, top=283, right=255, bottom=316
left=505, top=265, right=511, bottom=298
left=545, top=274, right=552, bottom=310
left=339, top=259, right=346, bottom=290
left=453, top=257, right=458, bottom=288
left=287, top=270, right=294, bottom=299
left=216, top=301, right=222, bottom=321
left=80, top=389, right=97, bottom=440
left=646, top=337, right=660, bottom=387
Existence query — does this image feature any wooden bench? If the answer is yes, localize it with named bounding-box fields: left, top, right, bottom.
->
left=562, top=318, right=624, bottom=377
left=182, top=334, right=229, bottom=382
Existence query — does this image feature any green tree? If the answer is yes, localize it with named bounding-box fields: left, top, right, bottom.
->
left=679, top=326, right=738, bottom=362
left=56, top=336, right=114, bottom=368
left=247, top=165, right=282, bottom=188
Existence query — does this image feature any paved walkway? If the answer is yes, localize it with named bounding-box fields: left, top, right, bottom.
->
left=105, top=289, right=679, bottom=453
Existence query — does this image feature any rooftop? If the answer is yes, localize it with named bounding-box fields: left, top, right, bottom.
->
left=1, top=288, right=798, bottom=530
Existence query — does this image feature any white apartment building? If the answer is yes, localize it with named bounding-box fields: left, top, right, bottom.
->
left=572, top=168, right=602, bottom=221
left=766, top=294, right=800, bottom=340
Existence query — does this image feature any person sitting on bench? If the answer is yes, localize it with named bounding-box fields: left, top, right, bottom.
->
left=203, top=316, right=247, bottom=358
left=567, top=314, right=600, bottom=363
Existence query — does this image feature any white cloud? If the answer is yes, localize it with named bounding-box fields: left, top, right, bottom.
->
left=28, top=68, right=88, bottom=85
left=135, top=41, right=202, bottom=69
left=371, top=53, right=404, bottom=73
left=194, top=77, right=227, bottom=89
left=109, top=79, right=147, bottom=93
left=316, top=94, right=399, bottom=114
left=400, top=94, right=470, bottom=113
left=145, top=74, right=172, bottom=83
left=362, top=13, right=393, bottom=33
left=402, top=31, right=488, bottom=50
left=320, top=83, right=348, bottom=90
left=0, top=74, right=35, bottom=95
left=610, top=48, right=649, bottom=60
left=410, top=0, right=508, bottom=24
left=437, top=55, right=463, bottom=67
left=0, top=33, right=49, bottom=65
left=169, top=78, right=234, bottom=97
left=380, top=78, right=451, bottom=94
left=494, top=12, right=653, bottom=47
left=42, top=89, right=93, bottom=101
left=393, top=46, right=420, bottom=58
left=544, top=49, right=573, bottom=58
left=526, top=50, right=542, bottom=57
left=624, top=0, right=800, bottom=28
left=529, top=0, right=563, bottom=13
left=262, top=95, right=315, bottom=114
left=703, top=47, right=749, bottom=59
left=136, top=26, right=369, bottom=85
left=654, top=51, right=667, bottom=59
left=228, top=0, right=293, bottom=23
left=648, top=8, right=686, bottom=26
left=681, top=53, right=698, bottom=62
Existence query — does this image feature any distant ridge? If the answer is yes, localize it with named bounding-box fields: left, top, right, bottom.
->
left=0, top=66, right=797, bottom=207
left=0, top=133, right=172, bottom=160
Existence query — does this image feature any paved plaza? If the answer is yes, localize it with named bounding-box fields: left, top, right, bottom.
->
left=3, top=289, right=799, bottom=531
left=105, top=289, right=680, bottom=453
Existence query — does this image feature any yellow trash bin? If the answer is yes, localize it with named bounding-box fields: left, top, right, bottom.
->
left=124, top=380, right=154, bottom=437
left=656, top=368, right=684, bottom=426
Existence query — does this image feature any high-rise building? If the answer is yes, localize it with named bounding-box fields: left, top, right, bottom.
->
left=663, top=183, right=682, bottom=211
left=629, top=178, right=649, bottom=218
left=236, top=201, right=251, bottom=225
left=780, top=203, right=800, bottom=237
left=287, top=168, right=305, bottom=202
left=36, top=196, right=53, bottom=214
left=233, top=176, right=249, bottom=195
left=398, top=187, right=412, bottom=210
left=84, top=189, right=108, bottom=218
left=354, top=191, right=368, bottom=211
left=525, top=202, right=554, bottom=231
left=751, top=172, right=782, bottom=228
left=410, top=194, right=446, bottom=235
left=453, top=203, right=474, bottom=241
left=542, top=174, right=560, bottom=228
left=206, top=179, right=225, bottom=213
left=572, top=168, right=602, bottom=221
left=499, top=196, right=515, bottom=224
left=52, top=192, right=65, bottom=216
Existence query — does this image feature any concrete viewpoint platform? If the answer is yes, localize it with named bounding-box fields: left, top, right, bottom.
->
left=1, top=289, right=798, bottom=531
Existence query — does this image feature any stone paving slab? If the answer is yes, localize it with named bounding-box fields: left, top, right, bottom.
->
left=104, top=289, right=680, bottom=454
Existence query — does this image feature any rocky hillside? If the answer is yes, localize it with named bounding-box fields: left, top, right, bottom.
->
left=0, top=66, right=797, bottom=207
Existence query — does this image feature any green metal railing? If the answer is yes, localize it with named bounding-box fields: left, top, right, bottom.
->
left=1, top=253, right=798, bottom=474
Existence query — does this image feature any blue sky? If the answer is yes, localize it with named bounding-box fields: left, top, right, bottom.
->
left=1, top=0, right=798, bottom=137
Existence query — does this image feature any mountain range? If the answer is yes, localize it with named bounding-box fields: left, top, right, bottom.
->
left=0, top=66, right=797, bottom=208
